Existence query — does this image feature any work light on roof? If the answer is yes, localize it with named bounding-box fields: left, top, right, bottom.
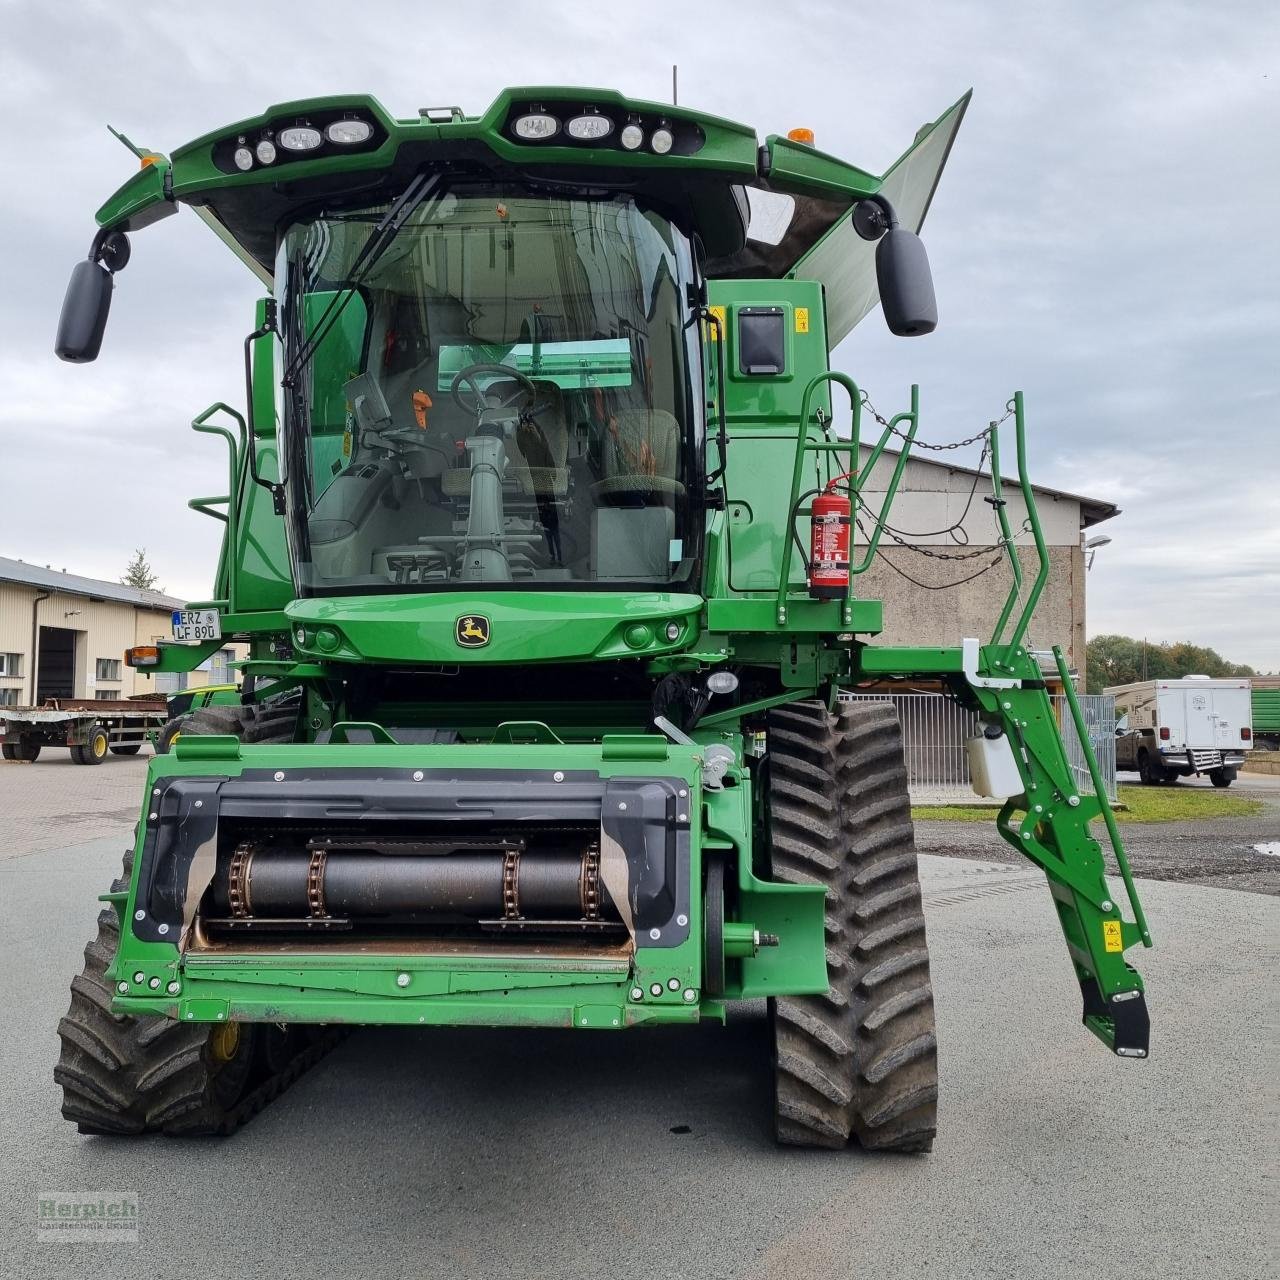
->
left=278, top=125, right=323, bottom=152
left=566, top=112, right=613, bottom=140
left=255, top=138, right=277, bottom=165
left=513, top=112, right=559, bottom=140
left=620, top=119, right=644, bottom=151
left=650, top=122, right=674, bottom=154
left=325, top=118, right=373, bottom=145
left=233, top=146, right=254, bottom=171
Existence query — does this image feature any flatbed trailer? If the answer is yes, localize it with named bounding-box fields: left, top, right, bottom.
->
left=0, top=698, right=167, bottom=764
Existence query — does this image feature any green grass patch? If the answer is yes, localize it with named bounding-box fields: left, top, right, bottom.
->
left=912, top=784, right=1264, bottom=824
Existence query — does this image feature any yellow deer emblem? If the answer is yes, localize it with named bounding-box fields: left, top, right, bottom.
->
left=455, top=615, right=490, bottom=648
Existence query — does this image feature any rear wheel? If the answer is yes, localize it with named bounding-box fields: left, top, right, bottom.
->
left=110, top=744, right=142, bottom=756
left=154, top=716, right=189, bottom=754
left=72, top=725, right=110, bottom=766
left=1208, top=767, right=1235, bottom=788
left=1137, top=750, right=1163, bottom=786
left=767, top=700, right=938, bottom=1152
left=2, top=740, right=40, bottom=761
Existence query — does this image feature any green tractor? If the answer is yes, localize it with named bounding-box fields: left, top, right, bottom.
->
left=53, top=87, right=1150, bottom=1149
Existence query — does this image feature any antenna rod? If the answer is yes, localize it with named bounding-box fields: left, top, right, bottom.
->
left=672, top=64, right=678, bottom=105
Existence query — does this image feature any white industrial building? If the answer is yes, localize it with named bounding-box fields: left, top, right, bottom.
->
left=857, top=447, right=1116, bottom=683
left=0, top=558, right=238, bottom=705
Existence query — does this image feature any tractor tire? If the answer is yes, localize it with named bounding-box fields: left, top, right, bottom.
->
left=767, top=699, right=938, bottom=1153
left=179, top=694, right=300, bottom=746
left=110, top=744, right=142, bottom=756
left=3, top=740, right=40, bottom=762
left=54, top=850, right=260, bottom=1135
left=154, top=716, right=189, bottom=754
left=72, top=725, right=110, bottom=766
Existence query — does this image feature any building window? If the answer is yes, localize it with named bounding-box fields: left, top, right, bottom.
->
left=153, top=672, right=187, bottom=695
left=95, top=658, right=122, bottom=682
left=208, top=649, right=234, bottom=686
left=0, top=652, right=22, bottom=678
left=95, top=689, right=122, bottom=702
left=0, top=688, right=18, bottom=706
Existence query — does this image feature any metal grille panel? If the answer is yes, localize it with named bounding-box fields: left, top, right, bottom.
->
left=839, top=691, right=1117, bottom=804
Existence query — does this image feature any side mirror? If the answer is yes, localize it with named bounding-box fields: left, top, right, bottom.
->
left=876, top=228, right=937, bottom=337
left=54, top=260, right=114, bottom=363
left=54, top=230, right=130, bottom=364
left=853, top=198, right=938, bottom=338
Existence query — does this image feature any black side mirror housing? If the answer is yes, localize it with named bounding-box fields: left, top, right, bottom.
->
left=55, top=259, right=114, bottom=363
left=876, top=227, right=937, bottom=337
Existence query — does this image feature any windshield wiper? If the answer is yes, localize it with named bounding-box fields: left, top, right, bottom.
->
left=280, top=171, right=441, bottom=389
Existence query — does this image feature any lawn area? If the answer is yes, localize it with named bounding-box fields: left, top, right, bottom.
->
left=911, top=784, right=1265, bottom=824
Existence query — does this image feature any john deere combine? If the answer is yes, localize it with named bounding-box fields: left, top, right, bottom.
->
left=53, top=87, right=1151, bottom=1150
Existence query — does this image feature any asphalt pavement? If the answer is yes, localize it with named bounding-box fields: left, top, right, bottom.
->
left=0, top=761, right=1276, bottom=1279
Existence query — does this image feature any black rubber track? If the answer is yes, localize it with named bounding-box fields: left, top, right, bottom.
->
left=767, top=699, right=939, bottom=1152
left=54, top=695, right=339, bottom=1137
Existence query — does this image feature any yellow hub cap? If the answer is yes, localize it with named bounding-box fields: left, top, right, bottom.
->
left=209, top=1022, right=242, bottom=1065
left=93, top=735, right=107, bottom=758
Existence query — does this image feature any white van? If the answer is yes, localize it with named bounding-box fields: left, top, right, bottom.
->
left=1108, top=676, right=1253, bottom=787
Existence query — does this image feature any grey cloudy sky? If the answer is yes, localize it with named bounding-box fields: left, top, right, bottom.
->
left=2, top=0, right=1276, bottom=667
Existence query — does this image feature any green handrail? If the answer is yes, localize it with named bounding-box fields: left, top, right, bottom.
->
left=987, top=410, right=1023, bottom=645
left=852, top=385, right=920, bottom=574
left=1002, top=391, right=1050, bottom=657
left=1053, top=646, right=1152, bottom=946
left=775, top=372, right=862, bottom=625
left=190, top=403, right=247, bottom=615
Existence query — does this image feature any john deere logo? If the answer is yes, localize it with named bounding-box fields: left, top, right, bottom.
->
left=455, top=615, right=490, bottom=648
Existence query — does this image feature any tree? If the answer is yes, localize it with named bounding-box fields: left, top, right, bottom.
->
left=121, top=549, right=162, bottom=592
left=1086, top=634, right=1256, bottom=693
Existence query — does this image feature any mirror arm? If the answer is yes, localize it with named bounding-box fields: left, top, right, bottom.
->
left=243, top=300, right=286, bottom=515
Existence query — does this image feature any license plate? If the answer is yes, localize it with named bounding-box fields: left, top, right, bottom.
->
left=171, top=609, right=221, bottom=643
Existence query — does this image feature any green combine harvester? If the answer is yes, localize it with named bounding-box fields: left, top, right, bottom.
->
left=53, top=87, right=1151, bottom=1150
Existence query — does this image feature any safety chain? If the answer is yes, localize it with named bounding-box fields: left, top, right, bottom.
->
left=859, top=390, right=1015, bottom=451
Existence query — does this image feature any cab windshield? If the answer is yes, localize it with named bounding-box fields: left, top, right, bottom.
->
left=277, top=185, right=702, bottom=594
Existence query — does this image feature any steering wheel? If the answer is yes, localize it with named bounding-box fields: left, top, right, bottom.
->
left=449, top=363, right=539, bottom=417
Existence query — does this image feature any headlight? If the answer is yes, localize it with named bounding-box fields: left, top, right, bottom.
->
left=233, top=146, right=254, bottom=171
left=620, top=121, right=644, bottom=151
left=278, top=125, right=322, bottom=152
left=255, top=138, right=277, bottom=165
left=566, top=112, right=613, bottom=141
left=706, top=671, right=740, bottom=695
left=513, top=112, right=559, bottom=140
left=650, top=125, right=674, bottom=155
left=325, top=118, right=373, bottom=145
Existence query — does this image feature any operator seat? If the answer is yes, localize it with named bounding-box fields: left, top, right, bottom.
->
left=592, top=409, right=685, bottom=499
left=590, top=409, right=684, bottom=581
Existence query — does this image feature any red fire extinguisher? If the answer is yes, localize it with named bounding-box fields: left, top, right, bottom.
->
left=809, top=476, right=852, bottom=599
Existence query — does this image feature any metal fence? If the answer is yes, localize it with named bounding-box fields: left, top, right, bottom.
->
left=839, top=691, right=1117, bottom=805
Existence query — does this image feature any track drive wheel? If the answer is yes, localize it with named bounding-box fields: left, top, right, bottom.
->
left=767, top=699, right=938, bottom=1153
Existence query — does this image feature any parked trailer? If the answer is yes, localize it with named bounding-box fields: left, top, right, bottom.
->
left=1250, top=677, right=1280, bottom=753
left=0, top=698, right=167, bottom=765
